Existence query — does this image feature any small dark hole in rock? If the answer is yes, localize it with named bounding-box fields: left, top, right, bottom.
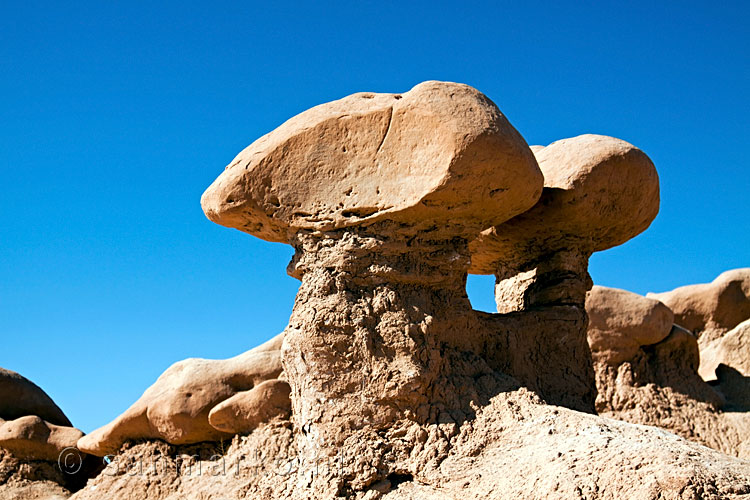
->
left=387, top=472, right=413, bottom=489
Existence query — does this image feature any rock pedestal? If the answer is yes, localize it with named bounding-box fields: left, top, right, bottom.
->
left=282, top=228, right=498, bottom=475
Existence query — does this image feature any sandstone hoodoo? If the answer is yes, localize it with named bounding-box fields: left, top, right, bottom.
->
left=202, top=80, right=551, bottom=487
left=470, top=134, right=660, bottom=312
left=77, top=332, right=287, bottom=456
left=465, top=134, right=660, bottom=417
left=586, top=285, right=750, bottom=459
left=648, top=268, right=750, bottom=379
left=197, top=82, right=750, bottom=497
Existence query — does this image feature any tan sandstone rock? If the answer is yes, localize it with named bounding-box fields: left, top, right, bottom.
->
left=0, top=368, right=71, bottom=427
left=208, top=379, right=291, bottom=434
left=0, top=448, right=74, bottom=500
left=648, top=268, right=750, bottom=336
left=467, top=135, right=661, bottom=419
left=586, top=285, right=750, bottom=459
left=711, top=319, right=750, bottom=376
left=586, top=285, right=674, bottom=366
left=470, top=134, right=660, bottom=311
left=648, top=268, right=750, bottom=380
left=201, top=81, right=562, bottom=491
left=77, top=333, right=285, bottom=456
left=711, top=319, right=750, bottom=439
left=0, top=416, right=83, bottom=462
left=201, top=80, right=543, bottom=243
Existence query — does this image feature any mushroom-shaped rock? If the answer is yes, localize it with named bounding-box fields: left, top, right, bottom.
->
left=208, top=379, right=291, bottom=434
left=0, top=415, right=83, bottom=461
left=0, top=368, right=71, bottom=427
left=470, top=134, right=659, bottom=311
left=201, top=81, right=546, bottom=488
left=586, top=285, right=674, bottom=366
left=201, top=80, right=543, bottom=243
left=648, top=268, right=750, bottom=379
left=77, top=333, right=285, bottom=456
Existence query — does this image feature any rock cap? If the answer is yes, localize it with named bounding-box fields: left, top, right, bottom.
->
left=470, top=134, right=659, bottom=274
left=201, top=81, right=543, bottom=242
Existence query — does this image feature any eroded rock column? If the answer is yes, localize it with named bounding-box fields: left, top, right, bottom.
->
left=282, top=229, right=495, bottom=461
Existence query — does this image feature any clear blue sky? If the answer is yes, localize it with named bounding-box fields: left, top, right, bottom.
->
left=1, top=1, right=748, bottom=433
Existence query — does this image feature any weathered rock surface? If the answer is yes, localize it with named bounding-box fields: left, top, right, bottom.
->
left=69, top=390, right=750, bottom=500
left=208, top=379, right=292, bottom=434
left=201, top=80, right=543, bottom=243
left=0, top=368, right=71, bottom=427
left=586, top=285, right=674, bottom=365
left=0, top=369, right=94, bottom=498
left=0, top=416, right=83, bottom=462
left=709, top=319, right=750, bottom=377
left=471, top=134, right=660, bottom=273
left=648, top=268, right=750, bottom=379
left=587, top=285, right=750, bottom=459
left=0, top=448, right=73, bottom=500
left=77, top=333, right=286, bottom=457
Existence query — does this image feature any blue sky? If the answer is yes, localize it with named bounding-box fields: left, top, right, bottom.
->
left=1, top=1, right=748, bottom=433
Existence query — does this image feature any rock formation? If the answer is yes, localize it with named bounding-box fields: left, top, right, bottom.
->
left=711, top=318, right=750, bottom=378
left=0, top=368, right=92, bottom=499
left=9, top=81, right=748, bottom=499
left=202, top=80, right=586, bottom=491
left=465, top=134, right=660, bottom=413
left=469, top=134, right=660, bottom=312
left=586, top=285, right=750, bottom=459
left=70, top=390, right=750, bottom=500
left=208, top=379, right=292, bottom=434
left=0, top=416, right=83, bottom=462
left=196, top=81, right=748, bottom=496
left=77, top=332, right=286, bottom=457
left=648, top=268, right=750, bottom=379
left=0, top=368, right=72, bottom=427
